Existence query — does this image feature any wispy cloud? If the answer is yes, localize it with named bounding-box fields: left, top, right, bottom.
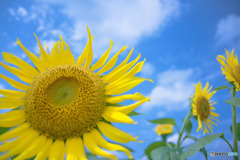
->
left=141, top=62, right=155, bottom=78
left=9, top=0, right=181, bottom=58
left=139, top=68, right=195, bottom=112
left=215, top=14, right=240, bottom=50
left=0, top=84, right=4, bottom=89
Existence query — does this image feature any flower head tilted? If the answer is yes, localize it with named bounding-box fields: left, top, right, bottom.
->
left=190, top=82, right=219, bottom=135
left=0, top=27, right=152, bottom=160
left=154, top=124, right=173, bottom=136
left=217, top=49, right=240, bottom=90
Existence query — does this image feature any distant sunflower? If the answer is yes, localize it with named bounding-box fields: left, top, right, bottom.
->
left=217, top=49, right=240, bottom=90
left=0, top=27, right=151, bottom=160
left=191, top=82, right=219, bottom=135
left=154, top=124, right=173, bottom=136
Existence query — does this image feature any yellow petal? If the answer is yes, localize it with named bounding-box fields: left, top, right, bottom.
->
left=0, top=62, right=34, bottom=83
left=106, top=92, right=146, bottom=104
left=0, top=97, right=24, bottom=109
left=2, top=52, right=39, bottom=77
left=97, top=122, right=141, bottom=143
left=103, top=109, right=136, bottom=124
left=0, top=89, right=26, bottom=99
left=91, top=40, right=113, bottom=71
left=59, top=35, right=75, bottom=65
left=107, top=98, right=150, bottom=114
left=83, top=132, right=117, bottom=160
left=118, top=59, right=146, bottom=81
left=0, top=128, right=39, bottom=159
left=14, top=135, right=47, bottom=160
left=105, top=77, right=151, bottom=95
left=102, top=53, right=141, bottom=83
left=66, top=137, right=87, bottom=160
left=35, top=138, right=53, bottom=160
left=0, top=74, right=28, bottom=91
left=48, top=139, right=65, bottom=160
left=91, top=129, right=133, bottom=159
left=16, top=38, right=46, bottom=72
left=34, top=33, right=51, bottom=68
left=210, top=112, right=219, bottom=117
left=111, top=47, right=134, bottom=72
left=96, top=46, right=127, bottom=75
left=76, top=36, right=94, bottom=66
left=0, top=110, right=25, bottom=127
left=84, top=26, right=94, bottom=68
left=0, top=123, right=29, bottom=141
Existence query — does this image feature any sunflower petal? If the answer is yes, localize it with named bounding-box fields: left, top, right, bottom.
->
left=0, top=123, right=29, bottom=141
left=84, top=26, right=94, bottom=68
left=59, top=36, right=75, bottom=65
left=35, top=138, right=53, bottom=160
left=0, top=97, right=24, bottom=109
left=0, top=74, right=28, bottom=91
left=0, top=89, right=26, bottom=99
left=2, top=52, right=39, bottom=77
left=91, top=40, right=113, bottom=71
left=107, top=98, right=150, bottom=114
left=66, top=138, right=87, bottom=160
left=83, top=132, right=117, bottom=160
left=0, top=110, right=25, bottom=127
left=97, top=122, right=142, bottom=143
left=91, top=129, right=133, bottom=159
left=49, top=140, right=65, bottom=160
left=96, top=46, right=127, bottom=75
left=103, top=109, right=136, bottom=124
left=14, top=135, right=47, bottom=160
left=16, top=38, right=46, bottom=72
left=0, top=62, right=34, bottom=83
left=106, top=92, right=146, bottom=103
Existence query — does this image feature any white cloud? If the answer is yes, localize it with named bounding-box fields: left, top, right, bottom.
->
left=141, top=62, right=155, bottom=77
left=139, top=68, right=194, bottom=112
left=17, top=7, right=28, bottom=17
left=29, top=0, right=181, bottom=57
left=216, top=14, right=240, bottom=49
left=168, top=133, right=178, bottom=143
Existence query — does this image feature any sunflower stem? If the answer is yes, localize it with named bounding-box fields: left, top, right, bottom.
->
left=231, top=86, right=239, bottom=160
left=177, top=110, right=192, bottom=148
left=220, top=135, right=234, bottom=152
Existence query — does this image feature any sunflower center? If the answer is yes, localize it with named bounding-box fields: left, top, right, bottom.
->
left=196, top=96, right=210, bottom=120
left=24, top=65, right=106, bottom=139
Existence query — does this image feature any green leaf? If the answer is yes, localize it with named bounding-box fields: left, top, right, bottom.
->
left=145, top=141, right=166, bottom=159
left=230, top=122, right=240, bottom=141
left=0, top=127, right=10, bottom=135
left=148, top=118, right=176, bottom=126
left=151, top=146, right=180, bottom=160
left=225, top=97, right=240, bottom=107
left=185, top=120, right=192, bottom=136
left=199, top=148, right=208, bottom=160
left=128, top=111, right=142, bottom=117
left=180, top=133, right=223, bottom=160
left=213, top=86, right=231, bottom=91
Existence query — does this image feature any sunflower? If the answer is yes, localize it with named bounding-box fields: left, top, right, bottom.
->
left=154, top=124, right=173, bottom=136
left=0, top=27, right=152, bottom=160
left=190, top=82, right=219, bottom=135
left=217, top=49, right=240, bottom=90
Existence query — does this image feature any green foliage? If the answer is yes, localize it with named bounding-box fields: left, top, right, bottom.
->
left=213, top=86, right=231, bottom=91
left=145, top=141, right=166, bottom=159
left=225, top=97, right=240, bottom=107
left=230, top=122, right=240, bottom=141
left=0, top=127, right=10, bottom=135
left=148, top=118, right=176, bottom=126
left=151, top=146, right=182, bottom=160
left=127, top=111, right=142, bottom=117
left=180, top=133, right=223, bottom=160
left=184, top=120, right=192, bottom=136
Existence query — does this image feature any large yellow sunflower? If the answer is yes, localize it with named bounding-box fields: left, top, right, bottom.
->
left=0, top=27, right=151, bottom=160
left=191, top=82, right=219, bottom=135
left=217, top=49, right=240, bottom=90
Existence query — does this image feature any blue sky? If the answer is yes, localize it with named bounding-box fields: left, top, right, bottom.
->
left=0, top=0, right=240, bottom=159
